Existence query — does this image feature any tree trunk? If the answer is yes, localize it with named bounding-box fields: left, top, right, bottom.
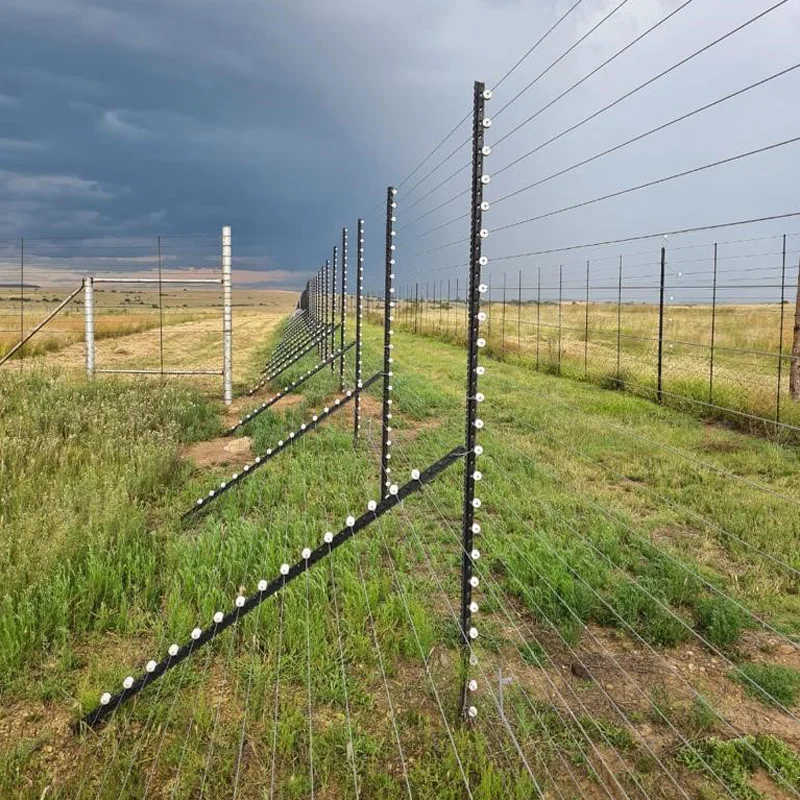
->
left=790, top=257, right=800, bottom=400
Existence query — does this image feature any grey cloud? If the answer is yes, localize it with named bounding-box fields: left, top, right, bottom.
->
left=0, top=0, right=798, bottom=296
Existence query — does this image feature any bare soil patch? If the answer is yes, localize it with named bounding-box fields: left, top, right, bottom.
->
left=182, top=436, right=253, bottom=468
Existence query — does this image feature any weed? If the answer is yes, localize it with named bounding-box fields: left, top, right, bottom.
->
left=733, top=662, right=800, bottom=708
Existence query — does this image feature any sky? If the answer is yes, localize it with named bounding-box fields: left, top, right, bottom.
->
left=0, top=0, right=799, bottom=299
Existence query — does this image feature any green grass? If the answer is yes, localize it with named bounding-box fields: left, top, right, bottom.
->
left=0, top=368, right=219, bottom=686
left=0, top=318, right=798, bottom=798
left=679, top=735, right=800, bottom=799
left=733, top=663, right=800, bottom=708
left=384, top=298, right=800, bottom=438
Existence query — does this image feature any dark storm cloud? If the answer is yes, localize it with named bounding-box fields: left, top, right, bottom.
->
left=0, top=0, right=798, bottom=292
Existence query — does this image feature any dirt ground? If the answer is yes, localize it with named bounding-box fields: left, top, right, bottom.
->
left=26, top=296, right=298, bottom=397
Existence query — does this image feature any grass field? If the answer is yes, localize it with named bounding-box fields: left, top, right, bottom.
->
left=0, top=308, right=798, bottom=799
left=384, top=297, right=800, bottom=436
left=0, top=288, right=297, bottom=361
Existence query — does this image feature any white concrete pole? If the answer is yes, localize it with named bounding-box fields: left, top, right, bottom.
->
left=84, top=276, right=95, bottom=377
left=222, top=226, right=233, bottom=405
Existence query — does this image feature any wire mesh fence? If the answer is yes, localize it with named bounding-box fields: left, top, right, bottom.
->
left=380, top=229, right=800, bottom=437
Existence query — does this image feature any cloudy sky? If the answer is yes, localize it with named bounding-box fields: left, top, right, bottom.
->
left=1, top=0, right=799, bottom=296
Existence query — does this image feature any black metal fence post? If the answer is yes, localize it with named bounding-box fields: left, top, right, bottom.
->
left=331, top=247, right=338, bottom=369
left=340, top=229, right=348, bottom=390
left=502, top=272, right=507, bottom=357
left=617, top=255, right=623, bottom=385
left=517, top=269, right=522, bottom=353
left=414, top=282, right=419, bottom=334
left=486, top=274, right=492, bottom=344
left=657, top=246, right=666, bottom=403
left=777, top=234, right=788, bottom=422
left=709, top=243, right=718, bottom=404
left=557, top=265, right=563, bottom=375
left=460, top=79, right=490, bottom=722
left=536, top=267, right=541, bottom=371
left=447, top=279, right=451, bottom=336
left=319, top=267, right=323, bottom=356
left=354, top=219, right=365, bottom=442
left=584, top=260, right=590, bottom=378
left=380, top=187, right=397, bottom=498
left=425, top=282, right=429, bottom=335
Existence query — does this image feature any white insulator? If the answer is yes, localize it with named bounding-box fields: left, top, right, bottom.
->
left=123, top=676, right=134, bottom=689
left=258, top=579, right=268, bottom=591
left=213, top=611, right=224, bottom=624
left=235, top=595, right=246, bottom=608
left=302, top=547, right=312, bottom=560
left=468, top=705, right=478, bottom=718
left=472, top=523, right=481, bottom=535
left=368, top=500, right=377, bottom=511
left=389, top=484, right=399, bottom=495
left=478, top=283, right=488, bottom=293
left=169, top=643, right=179, bottom=656
left=146, top=660, right=157, bottom=672
left=346, top=515, right=356, bottom=527
left=477, top=338, right=486, bottom=348
left=476, top=393, right=484, bottom=403
left=477, top=312, right=487, bottom=322
left=479, top=229, right=489, bottom=239
left=474, top=419, right=484, bottom=429
left=473, top=471, right=482, bottom=481
left=280, top=563, right=290, bottom=575
left=470, top=576, right=480, bottom=588
left=191, top=627, right=202, bottom=640
left=472, top=498, right=482, bottom=508
left=469, top=601, right=479, bottom=613
left=411, top=469, right=420, bottom=480
left=482, top=88, right=493, bottom=100
left=468, top=679, right=479, bottom=691
left=471, top=548, right=481, bottom=560
left=469, top=627, right=479, bottom=639
left=324, top=532, right=334, bottom=544
left=479, top=256, right=488, bottom=267
left=100, top=692, right=112, bottom=705
left=469, top=653, right=479, bottom=666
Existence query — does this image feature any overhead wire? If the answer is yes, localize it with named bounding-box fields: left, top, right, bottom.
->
left=401, top=411, right=799, bottom=798
left=491, top=0, right=792, bottom=159
left=492, top=0, right=636, bottom=120
left=493, top=136, right=800, bottom=234
left=491, top=62, right=800, bottom=204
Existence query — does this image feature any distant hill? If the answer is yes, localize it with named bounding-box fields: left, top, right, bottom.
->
left=0, top=283, right=41, bottom=289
